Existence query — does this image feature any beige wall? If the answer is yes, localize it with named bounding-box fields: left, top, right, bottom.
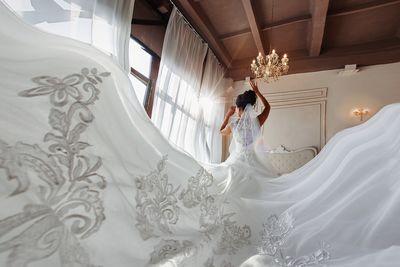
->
left=228, top=62, right=400, bottom=154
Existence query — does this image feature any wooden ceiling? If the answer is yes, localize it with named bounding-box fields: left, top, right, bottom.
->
left=136, top=0, right=400, bottom=80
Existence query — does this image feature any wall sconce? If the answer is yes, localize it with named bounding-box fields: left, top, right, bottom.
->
left=353, top=108, right=369, bottom=121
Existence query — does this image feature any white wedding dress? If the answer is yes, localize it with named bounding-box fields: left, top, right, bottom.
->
left=1, top=2, right=400, bottom=267
left=208, top=104, right=279, bottom=195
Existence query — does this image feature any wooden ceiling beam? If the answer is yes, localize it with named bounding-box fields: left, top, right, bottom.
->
left=221, top=0, right=400, bottom=42
left=308, top=0, right=329, bottom=57
left=172, top=0, right=232, bottom=67
left=143, top=0, right=169, bottom=25
left=220, top=15, right=311, bottom=41
left=132, top=18, right=165, bottom=25
left=263, top=15, right=312, bottom=31
left=228, top=39, right=400, bottom=80
left=329, top=0, right=400, bottom=17
left=240, top=0, right=267, bottom=55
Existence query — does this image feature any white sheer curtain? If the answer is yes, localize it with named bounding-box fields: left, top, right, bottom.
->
left=195, top=52, right=230, bottom=163
left=1, top=0, right=134, bottom=71
left=151, top=8, right=207, bottom=159
left=152, top=8, right=229, bottom=163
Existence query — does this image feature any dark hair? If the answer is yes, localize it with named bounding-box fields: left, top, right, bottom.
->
left=235, top=90, right=256, bottom=109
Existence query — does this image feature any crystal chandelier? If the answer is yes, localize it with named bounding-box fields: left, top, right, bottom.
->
left=250, top=0, right=289, bottom=82
left=250, top=50, right=289, bottom=82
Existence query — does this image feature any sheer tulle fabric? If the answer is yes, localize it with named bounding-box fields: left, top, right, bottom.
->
left=1, top=2, right=400, bottom=267
left=1, top=0, right=135, bottom=71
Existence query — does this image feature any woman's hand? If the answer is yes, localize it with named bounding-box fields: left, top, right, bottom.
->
left=220, top=106, right=235, bottom=135
left=249, top=80, right=260, bottom=93
left=250, top=79, right=271, bottom=126
left=226, top=106, right=235, bottom=117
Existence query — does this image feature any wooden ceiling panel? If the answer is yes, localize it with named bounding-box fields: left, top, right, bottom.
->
left=329, top=0, right=384, bottom=12
left=261, top=21, right=309, bottom=53
left=133, top=0, right=162, bottom=20
left=255, top=0, right=310, bottom=27
left=324, top=4, right=400, bottom=48
left=198, top=0, right=250, bottom=36
left=143, top=0, right=400, bottom=78
left=229, top=38, right=400, bottom=80
left=222, top=32, right=258, bottom=60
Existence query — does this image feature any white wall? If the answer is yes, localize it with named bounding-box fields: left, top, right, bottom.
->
left=228, top=62, right=400, bottom=154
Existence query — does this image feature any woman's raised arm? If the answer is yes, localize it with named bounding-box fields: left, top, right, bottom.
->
left=249, top=80, right=271, bottom=126
left=220, top=106, right=235, bottom=135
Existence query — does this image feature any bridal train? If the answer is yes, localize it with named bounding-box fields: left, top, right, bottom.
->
left=0, top=2, right=400, bottom=266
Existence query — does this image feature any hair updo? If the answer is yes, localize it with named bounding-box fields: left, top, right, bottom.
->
left=235, top=90, right=256, bottom=109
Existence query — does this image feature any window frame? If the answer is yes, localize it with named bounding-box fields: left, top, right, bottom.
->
left=129, top=36, right=160, bottom=117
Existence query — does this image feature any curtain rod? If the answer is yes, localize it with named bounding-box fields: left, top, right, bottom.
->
left=168, top=0, right=224, bottom=68
left=169, top=0, right=206, bottom=44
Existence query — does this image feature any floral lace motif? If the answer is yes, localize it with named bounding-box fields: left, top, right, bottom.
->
left=150, top=239, right=197, bottom=266
left=258, top=213, right=330, bottom=267
left=231, top=119, right=256, bottom=148
left=134, top=158, right=253, bottom=263
left=179, top=167, right=214, bottom=208
left=134, top=155, right=181, bottom=240
left=214, top=216, right=251, bottom=255
left=0, top=68, right=110, bottom=267
left=204, top=257, right=234, bottom=267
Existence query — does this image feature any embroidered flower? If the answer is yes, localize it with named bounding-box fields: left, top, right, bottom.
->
left=134, top=157, right=181, bottom=239
left=150, top=239, right=196, bottom=265
left=259, top=213, right=294, bottom=256
left=0, top=67, right=110, bottom=267
left=19, top=74, right=84, bottom=106
left=258, top=213, right=330, bottom=267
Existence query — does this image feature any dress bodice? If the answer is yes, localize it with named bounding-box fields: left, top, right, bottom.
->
left=228, top=115, right=262, bottom=164
left=231, top=119, right=257, bottom=148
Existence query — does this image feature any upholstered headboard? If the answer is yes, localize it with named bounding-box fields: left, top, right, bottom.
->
left=267, top=145, right=318, bottom=175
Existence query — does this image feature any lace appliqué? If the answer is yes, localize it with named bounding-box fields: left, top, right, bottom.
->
left=179, top=167, right=213, bottom=208
left=258, top=213, right=330, bottom=267
left=214, top=216, right=251, bottom=255
left=229, top=113, right=260, bottom=165
left=0, top=68, right=110, bottom=267
left=134, top=155, right=180, bottom=240
left=179, top=168, right=232, bottom=243
left=204, top=257, right=234, bottom=267
left=149, top=239, right=197, bottom=266
left=135, top=159, right=253, bottom=263
left=198, top=196, right=225, bottom=240
left=231, top=119, right=256, bottom=148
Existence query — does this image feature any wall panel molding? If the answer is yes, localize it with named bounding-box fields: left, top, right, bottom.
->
left=261, top=87, right=327, bottom=150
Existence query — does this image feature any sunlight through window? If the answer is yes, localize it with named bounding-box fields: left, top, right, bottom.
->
left=129, top=39, right=152, bottom=78
left=128, top=38, right=156, bottom=107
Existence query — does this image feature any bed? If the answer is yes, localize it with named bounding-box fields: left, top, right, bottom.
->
left=267, top=145, right=318, bottom=175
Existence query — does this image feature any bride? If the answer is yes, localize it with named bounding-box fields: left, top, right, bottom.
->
left=212, top=80, right=279, bottom=195
left=1, top=2, right=400, bottom=267
left=219, top=81, right=271, bottom=165
left=220, top=80, right=270, bottom=139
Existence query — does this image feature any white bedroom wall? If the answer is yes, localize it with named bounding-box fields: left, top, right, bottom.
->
left=226, top=62, right=400, bottom=156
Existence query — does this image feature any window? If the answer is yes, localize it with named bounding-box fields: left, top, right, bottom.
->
left=128, top=38, right=157, bottom=110
left=129, top=38, right=152, bottom=77
left=152, top=67, right=212, bottom=155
